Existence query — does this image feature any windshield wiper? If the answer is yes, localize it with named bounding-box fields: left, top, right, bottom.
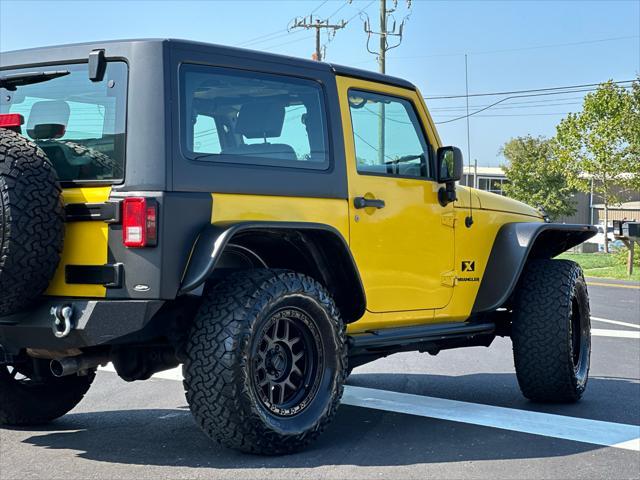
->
left=0, top=70, right=70, bottom=91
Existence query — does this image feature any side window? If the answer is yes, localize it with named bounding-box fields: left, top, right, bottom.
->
left=244, top=104, right=312, bottom=160
left=181, top=65, right=329, bottom=169
left=348, top=89, right=431, bottom=179
left=193, top=114, right=221, bottom=154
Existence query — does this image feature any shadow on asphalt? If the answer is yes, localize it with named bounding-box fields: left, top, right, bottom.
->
left=7, top=373, right=638, bottom=468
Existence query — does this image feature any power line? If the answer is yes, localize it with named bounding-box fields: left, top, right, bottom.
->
left=434, top=112, right=574, bottom=118
left=432, top=84, right=634, bottom=125
left=236, top=0, right=331, bottom=49
left=345, top=0, right=376, bottom=24
left=353, top=131, right=396, bottom=162
left=430, top=100, right=584, bottom=112
left=310, top=0, right=330, bottom=14
left=348, top=34, right=639, bottom=66
left=320, top=0, right=357, bottom=54
left=429, top=96, right=586, bottom=111
left=240, top=29, right=307, bottom=49
left=425, top=79, right=636, bottom=99
left=463, top=34, right=639, bottom=56
left=261, top=34, right=316, bottom=52
left=382, top=34, right=640, bottom=60
left=237, top=29, right=287, bottom=47
left=326, top=0, right=351, bottom=20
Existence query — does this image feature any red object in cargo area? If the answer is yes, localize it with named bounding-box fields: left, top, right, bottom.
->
left=0, top=113, right=24, bottom=128
left=122, top=197, right=158, bottom=248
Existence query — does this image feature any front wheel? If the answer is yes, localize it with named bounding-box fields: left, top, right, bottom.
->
left=511, top=259, right=591, bottom=402
left=183, top=269, right=347, bottom=455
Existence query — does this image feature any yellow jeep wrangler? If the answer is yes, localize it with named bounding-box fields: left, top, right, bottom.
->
left=0, top=39, right=596, bottom=454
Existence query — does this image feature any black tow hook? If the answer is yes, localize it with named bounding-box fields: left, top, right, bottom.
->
left=50, top=304, right=73, bottom=339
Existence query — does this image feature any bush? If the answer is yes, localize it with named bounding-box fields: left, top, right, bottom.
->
left=614, top=245, right=640, bottom=268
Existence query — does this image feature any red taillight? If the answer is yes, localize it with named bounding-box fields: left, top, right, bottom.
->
left=122, top=197, right=158, bottom=248
left=0, top=113, right=24, bottom=129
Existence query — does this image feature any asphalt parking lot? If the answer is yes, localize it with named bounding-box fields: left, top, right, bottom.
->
left=1, top=280, right=638, bottom=480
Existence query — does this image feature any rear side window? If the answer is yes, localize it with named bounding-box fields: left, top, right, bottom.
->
left=181, top=65, right=329, bottom=169
left=0, top=62, right=127, bottom=184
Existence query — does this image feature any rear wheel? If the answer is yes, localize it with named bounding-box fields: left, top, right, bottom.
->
left=183, top=269, right=347, bottom=455
left=511, top=259, right=591, bottom=402
left=0, top=359, right=94, bottom=425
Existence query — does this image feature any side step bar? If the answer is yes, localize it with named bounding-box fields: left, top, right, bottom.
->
left=348, top=321, right=495, bottom=355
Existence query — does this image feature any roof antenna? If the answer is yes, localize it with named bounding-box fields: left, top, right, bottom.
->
left=464, top=53, right=474, bottom=228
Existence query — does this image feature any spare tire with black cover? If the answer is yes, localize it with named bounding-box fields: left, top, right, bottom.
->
left=0, top=128, right=64, bottom=316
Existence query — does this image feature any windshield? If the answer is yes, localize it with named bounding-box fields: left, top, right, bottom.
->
left=0, top=62, right=127, bottom=184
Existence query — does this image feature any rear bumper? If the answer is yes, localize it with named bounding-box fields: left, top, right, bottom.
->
left=0, top=299, right=164, bottom=353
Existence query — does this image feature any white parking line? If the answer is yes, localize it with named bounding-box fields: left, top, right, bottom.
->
left=98, top=365, right=640, bottom=452
left=591, top=317, right=640, bottom=330
left=592, top=329, right=640, bottom=339
left=342, top=386, right=640, bottom=452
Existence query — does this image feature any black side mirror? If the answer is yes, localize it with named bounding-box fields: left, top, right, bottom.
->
left=436, top=146, right=463, bottom=206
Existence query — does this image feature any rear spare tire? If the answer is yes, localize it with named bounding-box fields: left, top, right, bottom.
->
left=0, top=129, right=64, bottom=316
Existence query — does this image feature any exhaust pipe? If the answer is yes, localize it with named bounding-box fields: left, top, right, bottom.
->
left=50, top=353, right=110, bottom=377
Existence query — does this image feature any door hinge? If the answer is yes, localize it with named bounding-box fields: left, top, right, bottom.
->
left=65, top=200, right=121, bottom=223
left=441, top=213, right=456, bottom=228
left=441, top=271, right=457, bottom=287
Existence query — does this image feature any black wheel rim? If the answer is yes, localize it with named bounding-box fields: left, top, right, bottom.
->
left=570, top=296, right=588, bottom=374
left=251, top=307, right=324, bottom=417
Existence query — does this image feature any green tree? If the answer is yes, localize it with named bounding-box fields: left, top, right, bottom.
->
left=627, top=78, right=640, bottom=165
left=555, top=79, right=640, bottom=253
left=501, top=135, right=577, bottom=221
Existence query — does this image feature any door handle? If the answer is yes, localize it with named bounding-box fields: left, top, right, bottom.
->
left=354, top=197, right=386, bottom=209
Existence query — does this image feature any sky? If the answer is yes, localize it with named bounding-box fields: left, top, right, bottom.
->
left=1, top=0, right=638, bottom=166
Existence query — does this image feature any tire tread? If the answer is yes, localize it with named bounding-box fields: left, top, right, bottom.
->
left=0, top=129, right=64, bottom=315
left=512, top=259, right=590, bottom=402
left=183, top=269, right=347, bottom=455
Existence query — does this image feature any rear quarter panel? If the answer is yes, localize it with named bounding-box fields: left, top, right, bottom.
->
left=210, top=194, right=349, bottom=238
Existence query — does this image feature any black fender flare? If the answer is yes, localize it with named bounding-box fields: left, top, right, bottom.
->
left=472, top=223, right=597, bottom=313
left=179, top=221, right=366, bottom=322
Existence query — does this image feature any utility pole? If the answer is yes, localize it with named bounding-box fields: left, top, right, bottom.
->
left=362, top=1, right=412, bottom=163
left=465, top=54, right=472, bottom=187
left=363, top=0, right=411, bottom=73
left=379, top=0, right=387, bottom=74
left=291, top=15, right=347, bottom=62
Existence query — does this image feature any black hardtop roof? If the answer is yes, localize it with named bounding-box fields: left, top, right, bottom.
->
left=0, top=38, right=416, bottom=91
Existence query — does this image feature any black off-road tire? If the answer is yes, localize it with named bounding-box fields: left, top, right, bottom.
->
left=0, top=361, right=94, bottom=425
left=0, top=129, right=64, bottom=316
left=512, top=259, right=591, bottom=402
left=183, top=269, right=347, bottom=455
